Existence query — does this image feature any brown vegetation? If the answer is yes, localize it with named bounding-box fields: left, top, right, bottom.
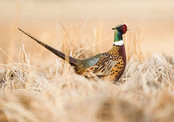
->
left=1, top=0, right=174, bottom=121
left=0, top=24, right=174, bottom=122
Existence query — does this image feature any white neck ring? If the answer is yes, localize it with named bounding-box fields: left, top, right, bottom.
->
left=113, top=40, right=124, bottom=46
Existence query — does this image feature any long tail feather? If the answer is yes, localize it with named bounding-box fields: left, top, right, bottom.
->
left=18, top=28, right=78, bottom=66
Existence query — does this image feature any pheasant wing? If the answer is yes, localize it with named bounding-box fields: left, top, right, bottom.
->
left=82, top=54, right=121, bottom=78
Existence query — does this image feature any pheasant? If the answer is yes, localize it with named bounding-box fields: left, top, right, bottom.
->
left=18, top=24, right=128, bottom=82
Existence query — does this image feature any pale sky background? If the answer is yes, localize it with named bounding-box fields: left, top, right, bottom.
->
left=0, top=0, right=174, bottom=63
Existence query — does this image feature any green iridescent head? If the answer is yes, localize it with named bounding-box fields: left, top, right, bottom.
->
left=112, top=24, right=128, bottom=42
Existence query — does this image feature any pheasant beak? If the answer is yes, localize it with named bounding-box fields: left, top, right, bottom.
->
left=127, top=28, right=130, bottom=31
left=112, top=27, right=116, bottom=30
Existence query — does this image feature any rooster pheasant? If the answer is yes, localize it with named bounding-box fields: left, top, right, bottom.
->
left=18, top=24, right=128, bottom=82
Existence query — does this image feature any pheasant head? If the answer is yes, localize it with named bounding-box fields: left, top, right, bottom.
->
left=112, top=24, right=128, bottom=46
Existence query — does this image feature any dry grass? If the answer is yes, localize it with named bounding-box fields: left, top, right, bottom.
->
left=0, top=24, right=174, bottom=122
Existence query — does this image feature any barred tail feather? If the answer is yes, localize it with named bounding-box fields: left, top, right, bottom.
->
left=18, top=28, right=78, bottom=66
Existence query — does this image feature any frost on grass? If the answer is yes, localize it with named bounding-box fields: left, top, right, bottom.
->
left=0, top=54, right=174, bottom=122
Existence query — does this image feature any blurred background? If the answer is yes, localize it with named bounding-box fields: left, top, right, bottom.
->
left=0, top=0, right=174, bottom=64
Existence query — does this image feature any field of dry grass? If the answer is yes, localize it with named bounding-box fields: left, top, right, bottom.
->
left=1, top=0, right=174, bottom=122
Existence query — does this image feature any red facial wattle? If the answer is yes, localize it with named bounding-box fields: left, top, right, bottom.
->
left=121, top=24, right=127, bottom=34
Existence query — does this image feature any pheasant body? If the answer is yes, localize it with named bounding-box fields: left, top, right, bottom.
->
left=81, top=44, right=126, bottom=81
left=18, top=24, right=128, bottom=82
